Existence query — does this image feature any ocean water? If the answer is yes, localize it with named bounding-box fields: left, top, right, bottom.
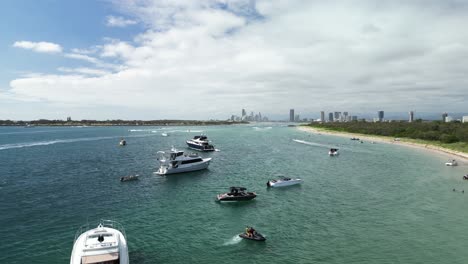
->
left=0, top=124, right=467, bottom=264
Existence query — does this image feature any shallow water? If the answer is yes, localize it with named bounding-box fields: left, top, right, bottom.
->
left=0, top=124, right=467, bottom=263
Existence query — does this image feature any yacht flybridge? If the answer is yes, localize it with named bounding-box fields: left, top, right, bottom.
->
left=156, top=147, right=211, bottom=175
left=70, top=220, right=128, bottom=264
left=186, top=135, right=215, bottom=151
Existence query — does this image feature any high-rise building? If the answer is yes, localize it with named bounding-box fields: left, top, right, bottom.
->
left=351, top=116, right=358, bottom=121
left=442, top=112, right=448, bottom=122
left=290, top=109, right=295, bottom=122
left=409, top=111, right=414, bottom=122
left=343, top=112, right=349, bottom=122
left=334, top=112, right=341, bottom=121
left=378, top=111, right=384, bottom=122
left=462, top=116, right=468, bottom=123
left=329, top=113, right=334, bottom=122
left=320, top=111, right=325, bottom=122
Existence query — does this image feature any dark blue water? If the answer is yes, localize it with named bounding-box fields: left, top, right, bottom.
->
left=1, top=125, right=467, bottom=263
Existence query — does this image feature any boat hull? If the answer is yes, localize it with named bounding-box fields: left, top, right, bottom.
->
left=267, top=179, right=302, bottom=187
left=239, top=233, right=266, bottom=241
left=186, top=141, right=215, bottom=151
left=156, top=158, right=211, bottom=175
left=217, top=193, right=257, bottom=202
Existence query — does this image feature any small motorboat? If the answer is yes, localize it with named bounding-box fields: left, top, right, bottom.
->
left=161, top=133, right=168, bottom=137
left=463, top=174, right=468, bottom=180
left=217, top=187, right=256, bottom=202
left=445, top=159, right=458, bottom=166
left=120, top=175, right=139, bottom=182
left=329, top=148, right=339, bottom=156
left=350, top=137, right=360, bottom=141
left=267, top=177, right=302, bottom=187
left=239, top=227, right=266, bottom=242
left=119, top=139, right=127, bottom=146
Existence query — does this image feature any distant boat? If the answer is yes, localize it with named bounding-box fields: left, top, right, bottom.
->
left=119, top=139, right=126, bottom=146
left=161, top=133, right=168, bottom=137
left=70, top=220, right=129, bottom=264
left=120, top=175, right=139, bottom=182
left=329, top=148, right=339, bottom=156
left=267, top=177, right=302, bottom=187
left=186, top=135, right=215, bottom=152
left=155, top=147, right=211, bottom=175
left=445, top=159, right=458, bottom=166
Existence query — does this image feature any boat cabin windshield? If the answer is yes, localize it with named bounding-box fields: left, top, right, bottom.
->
left=170, top=151, right=184, bottom=159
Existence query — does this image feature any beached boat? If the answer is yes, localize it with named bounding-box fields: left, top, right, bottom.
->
left=186, top=135, right=215, bottom=151
left=445, top=159, right=458, bottom=166
left=239, top=227, right=266, bottom=241
left=120, top=175, right=139, bottom=182
left=217, top=187, right=256, bottom=202
left=70, top=220, right=129, bottom=264
left=329, top=148, right=339, bottom=156
left=267, top=177, right=302, bottom=187
left=155, top=147, right=211, bottom=175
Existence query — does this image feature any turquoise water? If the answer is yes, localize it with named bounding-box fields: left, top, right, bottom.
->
left=1, top=124, right=467, bottom=263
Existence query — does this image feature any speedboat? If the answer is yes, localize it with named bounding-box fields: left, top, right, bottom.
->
left=119, top=139, right=126, bottom=146
left=239, top=227, right=266, bottom=241
left=161, top=133, right=168, bottom=137
left=329, top=148, right=339, bottom=156
left=446, top=159, right=458, bottom=166
left=267, top=177, right=302, bottom=187
left=463, top=174, right=468, bottom=180
left=155, top=147, right=211, bottom=175
left=70, top=220, right=129, bottom=264
left=186, top=135, right=215, bottom=151
left=217, top=187, right=257, bottom=202
left=120, top=175, right=139, bottom=182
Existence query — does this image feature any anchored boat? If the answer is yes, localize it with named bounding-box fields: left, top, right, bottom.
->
left=267, top=177, right=302, bottom=187
left=186, top=135, right=215, bottom=151
left=217, top=187, right=257, bottom=202
left=70, top=220, right=129, bottom=264
left=155, top=147, right=211, bottom=175
left=329, top=148, right=339, bottom=156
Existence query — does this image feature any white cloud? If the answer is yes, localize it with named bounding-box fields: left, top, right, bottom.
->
left=106, top=15, right=137, bottom=27
left=5, top=0, right=468, bottom=119
left=13, top=41, right=62, bottom=53
left=57, top=67, right=111, bottom=76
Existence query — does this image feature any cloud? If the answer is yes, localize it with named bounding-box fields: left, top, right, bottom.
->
left=106, top=15, right=137, bottom=27
left=5, top=0, right=468, bottom=119
left=13, top=41, right=62, bottom=53
left=57, top=67, right=111, bottom=76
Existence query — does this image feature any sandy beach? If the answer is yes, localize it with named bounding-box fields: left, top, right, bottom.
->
left=298, top=126, right=468, bottom=164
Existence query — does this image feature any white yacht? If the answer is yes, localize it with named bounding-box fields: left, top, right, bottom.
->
left=267, top=177, right=302, bottom=187
left=445, top=159, right=458, bottom=166
left=70, top=220, right=129, bottom=264
left=186, top=135, right=215, bottom=151
left=156, top=147, right=211, bottom=175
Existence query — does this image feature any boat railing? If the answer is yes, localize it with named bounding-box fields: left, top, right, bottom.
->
left=74, top=219, right=127, bottom=243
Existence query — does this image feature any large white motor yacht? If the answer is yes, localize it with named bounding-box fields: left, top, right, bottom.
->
left=156, top=147, right=211, bottom=175
left=70, top=220, right=129, bottom=264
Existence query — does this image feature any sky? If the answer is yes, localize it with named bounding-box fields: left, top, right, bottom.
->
left=1, top=0, right=467, bottom=120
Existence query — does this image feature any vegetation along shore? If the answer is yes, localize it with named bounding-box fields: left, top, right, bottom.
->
left=301, top=121, right=468, bottom=161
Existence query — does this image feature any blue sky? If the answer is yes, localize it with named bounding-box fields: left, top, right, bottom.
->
left=1, top=0, right=467, bottom=120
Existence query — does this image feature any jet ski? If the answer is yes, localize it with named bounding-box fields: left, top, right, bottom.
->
left=239, top=228, right=266, bottom=241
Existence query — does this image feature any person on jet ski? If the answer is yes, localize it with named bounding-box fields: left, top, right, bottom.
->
left=247, top=227, right=256, bottom=237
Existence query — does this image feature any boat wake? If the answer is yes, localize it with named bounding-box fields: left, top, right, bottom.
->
left=0, top=136, right=116, bottom=151
left=215, top=149, right=221, bottom=152
left=293, top=139, right=338, bottom=149
left=223, top=235, right=242, bottom=246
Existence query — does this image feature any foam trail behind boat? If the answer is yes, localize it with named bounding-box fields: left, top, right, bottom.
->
left=223, top=235, right=242, bottom=246
left=293, top=139, right=338, bottom=149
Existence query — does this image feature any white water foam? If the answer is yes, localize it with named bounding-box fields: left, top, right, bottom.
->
left=223, top=235, right=242, bottom=246
left=293, top=139, right=338, bottom=149
left=0, top=136, right=116, bottom=151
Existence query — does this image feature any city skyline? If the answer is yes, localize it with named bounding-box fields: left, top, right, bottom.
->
left=1, top=1, right=468, bottom=120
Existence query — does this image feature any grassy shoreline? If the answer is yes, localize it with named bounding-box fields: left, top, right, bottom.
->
left=299, top=125, right=468, bottom=161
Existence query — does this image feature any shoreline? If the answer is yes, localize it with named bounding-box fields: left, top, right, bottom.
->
left=298, top=126, right=468, bottom=164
